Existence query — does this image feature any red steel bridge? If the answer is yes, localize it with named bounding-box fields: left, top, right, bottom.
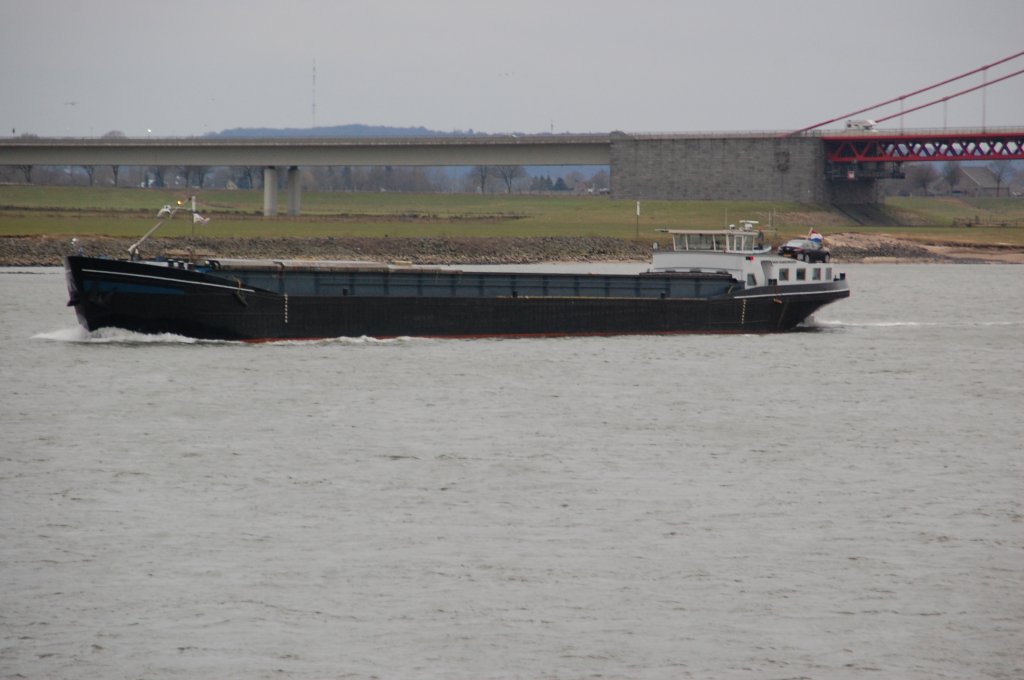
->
left=823, top=129, right=1024, bottom=164
left=820, top=128, right=1024, bottom=181
left=794, top=50, right=1024, bottom=180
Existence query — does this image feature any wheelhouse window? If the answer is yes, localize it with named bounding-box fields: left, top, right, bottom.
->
left=670, top=231, right=738, bottom=252
left=730, top=233, right=753, bottom=251
left=779, top=268, right=790, bottom=281
left=746, top=273, right=756, bottom=287
left=825, top=267, right=832, bottom=279
left=812, top=268, right=822, bottom=281
left=687, top=233, right=718, bottom=251
left=796, top=268, right=806, bottom=281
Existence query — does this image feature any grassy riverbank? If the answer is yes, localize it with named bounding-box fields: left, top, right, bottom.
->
left=1, top=186, right=1023, bottom=264
left=0, top=186, right=824, bottom=240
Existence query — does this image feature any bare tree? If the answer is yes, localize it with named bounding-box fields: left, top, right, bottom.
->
left=82, top=165, right=96, bottom=186
left=184, top=166, right=211, bottom=188
left=471, top=165, right=491, bottom=193
left=941, top=162, right=961, bottom=195
left=906, top=163, right=938, bottom=196
left=235, top=166, right=260, bottom=190
left=339, top=166, right=354, bottom=191
left=495, top=165, right=525, bottom=194
left=102, top=130, right=127, bottom=186
left=589, top=169, right=610, bottom=191
left=989, top=161, right=1013, bottom=197
left=149, top=167, right=167, bottom=188
left=14, top=136, right=38, bottom=183
left=564, top=170, right=586, bottom=192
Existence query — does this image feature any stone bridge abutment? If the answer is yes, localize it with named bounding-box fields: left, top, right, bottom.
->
left=609, top=133, right=880, bottom=204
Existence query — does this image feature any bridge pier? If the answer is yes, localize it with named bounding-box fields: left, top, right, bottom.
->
left=262, top=166, right=302, bottom=216
left=263, top=167, right=278, bottom=216
left=287, top=166, right=301, bottom=216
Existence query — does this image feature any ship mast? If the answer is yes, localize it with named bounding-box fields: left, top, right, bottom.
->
left=127, top=196, right=207, bottom=261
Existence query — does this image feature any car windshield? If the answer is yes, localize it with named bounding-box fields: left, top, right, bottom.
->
left=785, top=239, right=817, bottom=249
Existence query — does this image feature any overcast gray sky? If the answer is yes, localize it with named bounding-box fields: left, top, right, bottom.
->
left=3, top=0, right=1022, bottom=137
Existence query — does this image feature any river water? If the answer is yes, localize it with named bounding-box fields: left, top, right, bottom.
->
left=1, top=264, right=1022, bottom=679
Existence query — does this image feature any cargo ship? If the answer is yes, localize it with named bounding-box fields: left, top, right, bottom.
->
left=64, top=213, right=849, bottom=340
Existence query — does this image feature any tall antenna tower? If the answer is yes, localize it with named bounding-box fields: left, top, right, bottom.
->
left=312, top=58, right=317, bottom=128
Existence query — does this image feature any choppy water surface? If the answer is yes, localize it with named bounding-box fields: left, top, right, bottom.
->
left=2, top=264, right=1022, bottom=679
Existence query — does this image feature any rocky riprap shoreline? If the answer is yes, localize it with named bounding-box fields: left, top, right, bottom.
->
left=1, top=233, right=1015, bottom=266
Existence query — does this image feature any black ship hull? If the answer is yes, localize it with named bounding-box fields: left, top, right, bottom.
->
left=65, top=256, right=850, bottom=341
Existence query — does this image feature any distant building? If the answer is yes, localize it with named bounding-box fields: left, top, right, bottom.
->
left=955, top=166, right=1002, bottom=197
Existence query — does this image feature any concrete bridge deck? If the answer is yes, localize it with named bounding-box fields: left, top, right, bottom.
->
left=0, top=135, right=612, bottom=216
left=0, top=134, right=611, bottom=168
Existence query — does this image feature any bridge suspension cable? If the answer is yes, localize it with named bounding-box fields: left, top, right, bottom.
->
left=790, top=49, right=1024, bottom=135
left=871, top=66, right=1024, bottom=124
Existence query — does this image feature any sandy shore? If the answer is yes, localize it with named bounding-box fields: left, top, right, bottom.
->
left=1, top=233, right=1022, bottom=266
left=824, top=232, right=1024, bottom=265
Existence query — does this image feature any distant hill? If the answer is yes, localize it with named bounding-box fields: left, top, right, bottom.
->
left=207, top=124, right=485, bottom=139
